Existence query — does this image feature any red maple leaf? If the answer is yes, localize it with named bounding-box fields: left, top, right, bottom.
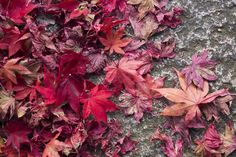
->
left=34, top=68, right=56, bottom=105
left=0, top=26, right=31, bottom=57
left=4, top=120, right=31, bottom=151
left=55, top=76, right=85, bottom=112
left=195, top=124, right=222, bottom=157
left=81, top=85, right=117, bottom=122
left=104, top=57, right=145, bottom=93
left=0, top=0, right=37, bottom=24
left=55, top=0, right=79, bottom=12
left=181, top=50, right=217, bottom=88
left=59, top=52, right=88, bottom=77
left=151, top=129, right=183, bottom=157
left=146, top=37, right=176, bottom=59
left=100, top=0, right=127, bottom=13
left=119, top=92, right=152, bottom=122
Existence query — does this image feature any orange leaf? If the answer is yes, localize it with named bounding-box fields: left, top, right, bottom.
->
left=99, top=27, right=132, bottom=55
left=154, top=70, right=228, bottom=122
left=42, top=132, right=71, bottom=157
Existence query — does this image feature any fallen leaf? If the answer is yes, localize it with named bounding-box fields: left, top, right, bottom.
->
left=4, top=120, right=31, bottom=151
left=128, top=0, right=157, bottom=18
left=55, top=76, right=84, bottom=112
left=146, top=37, right=176, bottom=59
left=42, top=132, right=71, bottom=157
left=105, top=57, right=145, bottom=93
left=0, top=0, right=38, bottom=23
left=181, top=50, right=217, bottom=89
left=129, top=14, right=159, bottom=40
left=0, top=91, right=15, bottom=119
left=214, top=95, right=233, bottom=115
left=151, top=128, right=183, bottom=157
left=220, top=123, right=236, bottom=156
left=195, top=124, right=222, bottom=157
left=201, top=95, right=233, bottom=122
left=0, top=58, right=31, bottom=85
left=81, top=85, right=117, bottom=122
left=119, top=92, right=152, bottom=122
left=155, top=70, right=228, bottom=122
left=99, top=27, right=132, bottom=55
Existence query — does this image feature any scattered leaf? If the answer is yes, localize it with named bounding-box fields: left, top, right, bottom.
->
left=155, top=70, right=228, bottom=122
left=99, top=27, right=132, bottom=55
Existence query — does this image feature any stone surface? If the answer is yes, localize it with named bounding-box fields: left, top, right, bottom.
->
left=110, top=0, right=236, bottom=156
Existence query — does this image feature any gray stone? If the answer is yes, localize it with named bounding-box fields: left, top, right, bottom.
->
left=111, top=0, right=236, bottom=156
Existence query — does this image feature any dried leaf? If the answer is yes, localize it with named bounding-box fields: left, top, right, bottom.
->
left=0, top=91, right=15, bottom=119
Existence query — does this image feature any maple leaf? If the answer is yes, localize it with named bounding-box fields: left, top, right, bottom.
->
left=129, top=14, right=160, bottom=40
left=65, top=123, right=88, bottom=149
left=59, top=52, right=88, bottom=77
left=213, top=95, right=233, bottom=115
left=4, top=120, right=31, bottom=151
left=99, top=27, right=132, bottom=55
left=118, top=134, right=137, bottom=155
left=125, top=52, right=153, bottom=75
left=34, top=68, right=56, bottom=105
left=55, top=0, right=79, bottom=12
left=0, top=27, right=31, bottom=57
left=202, top=95, right=233, bottom=122
left=155, top=70, right=228, bottom=122
left=0, top=58, right=32, bottom=86
left=136, top=74, right=165, bottom=99
left=42, top=132, right=71, bottom=157
left=195, top=124, right=222, bottom=157
left=104, top=57, right=145, bottom=93
left=0, top=91, right=15, bottom=119
left=100, top=0, right=127, bottom=13
left=0, top=0, right=38, bottom=24
left=14, top=85, right=37, bottom=102
left=151, top=129, right=183, bottom=157
left=181, top=50, right=217, bottom=89
left=94, top=17, right=125, bottom=33
left=220, top=123, right=236, bottom=156
left=164, top=117, right=205, bottom=144
left=55, top=76, right=84, bottom=112
left=65, top=3, right=89, bottom=23
left=146, top=37, right=176, bottom=59
left=80, top=85, right=117, bottom=122
left=119, top=92, right=152, bottom=122
left=155, top=7, right=183, bottom=28
left=87, top=53, right=107, bottom=73
left=128, top=0, right=157, bottom=18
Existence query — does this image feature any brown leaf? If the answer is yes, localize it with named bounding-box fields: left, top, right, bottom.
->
left=129, top=15, right=159, bottom=40
left=0, top=91, right=15, bottom=119
left=214, top=95, right=233, bottom=115
left=220, top=123, right=236, bottom=156
left=128, top=0, right=157, bottom=18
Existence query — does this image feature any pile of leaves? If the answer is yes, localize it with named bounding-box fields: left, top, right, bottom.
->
left=0, top=0, right=235, bottom=157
